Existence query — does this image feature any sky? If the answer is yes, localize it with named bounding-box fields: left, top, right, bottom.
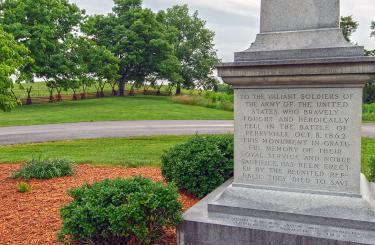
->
left=70, top=0, right=375, bottom=62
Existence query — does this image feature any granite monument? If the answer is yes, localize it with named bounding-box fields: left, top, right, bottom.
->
left=177, top=0, right=375, bottom=244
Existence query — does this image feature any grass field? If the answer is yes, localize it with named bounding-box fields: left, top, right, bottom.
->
left=0, top=96, right=233, bottom=127
left=0, top=135, right=191, bottom=167
left=0, top=136, right=374, bottom=181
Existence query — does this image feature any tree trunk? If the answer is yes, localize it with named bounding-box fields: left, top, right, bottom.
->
left=26, top=87, right=33, bottom=105
left=168, top=85, right=174, bottom=96
left=118, top=78, right=125, bottom=96
left=56, top=89, right=62, bottom=102
left=72, top=91, right=78, bottom=101
left=57, top=93, right=62, bottom=101
left=175, top=83, right=181, bottom=96
left=49, top=90, right=55, bottom=103
left=80, top=93, right=86, bottom=99
left=143, top=85, right=148, bottom=95
left=111, top=88, right=117, bottom=96
left=95, top=87, right=100, bottom=98
left=128, top=83, right=135, bottom=96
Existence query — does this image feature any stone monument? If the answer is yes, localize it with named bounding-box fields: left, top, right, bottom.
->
left=177, top=0, right=375, bottom=244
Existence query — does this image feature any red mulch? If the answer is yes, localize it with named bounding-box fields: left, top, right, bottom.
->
left=0, top=164, right=200, bottom=245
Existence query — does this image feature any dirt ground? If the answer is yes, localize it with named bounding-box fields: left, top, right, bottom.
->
left=0, top=164, right=200, bottom=245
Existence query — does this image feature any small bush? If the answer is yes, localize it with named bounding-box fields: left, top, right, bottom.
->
left=12, top=157, right=75, bottom=180
left=16, top=182, right=32, bottom=193
left=57, top=177, right=182, bottom=244
left=161, top=134, right=234, bottom=198
left=216, top=84, right=234, bottom=94
left=369, top=157, right=375, bottom=182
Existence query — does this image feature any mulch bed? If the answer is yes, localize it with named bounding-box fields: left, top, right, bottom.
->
left=0, top=164, right=200, bottom=245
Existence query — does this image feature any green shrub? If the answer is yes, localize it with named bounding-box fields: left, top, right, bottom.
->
left=57, top=177, right=182, bottom=244
left=216, top=84, right=233, bottom=94
left=171, top=91, right=234, bottom=111
left=16, top=182, right=32, bottom=193
left=12, top=157, right=75, bottom=180
left=161, top=134, right=234, bottom=198
left=369, top=157, right=375, bottom=182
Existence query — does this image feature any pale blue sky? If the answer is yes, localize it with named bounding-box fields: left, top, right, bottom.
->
left=70, top=0, right=375, bottom=62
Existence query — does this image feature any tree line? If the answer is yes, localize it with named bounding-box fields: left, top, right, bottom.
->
left=0, top=0, right=219, bottom=110
left=1, top=1, right=375, bottom=112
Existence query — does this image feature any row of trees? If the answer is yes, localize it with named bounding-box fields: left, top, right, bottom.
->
left=1, top=2, right=375, bottom=112
left=0, top=0, right=219, bottom=109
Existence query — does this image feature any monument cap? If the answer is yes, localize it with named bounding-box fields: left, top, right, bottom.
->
left=235, top=0, right=364, bottom=61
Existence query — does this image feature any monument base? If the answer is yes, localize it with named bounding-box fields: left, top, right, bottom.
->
left=177, top=180, right=375, bottom=245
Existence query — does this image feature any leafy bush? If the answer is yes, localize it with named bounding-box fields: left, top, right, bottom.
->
left=57, top=177, right=182, bottom=244
left=12, top=157, right=75, bottom=180
left=161, top=134, right=234, bottom=198
left=16, top=182, right=32, bottom=193
left=369, top=157, right=375, bottom=182
left=216, top=84, right=233, bottom=94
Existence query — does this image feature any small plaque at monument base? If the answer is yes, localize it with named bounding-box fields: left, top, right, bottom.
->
left=209, top=213, right=375, bottom=245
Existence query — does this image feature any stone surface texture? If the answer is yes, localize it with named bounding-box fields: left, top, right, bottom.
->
left=178, top=180, right=371, bottom=245
left=260, top=0, right=339, bottom=32
left=233, top=88, right=362, bottom=196
left=178, top=0, right=375, bottom=244
left=236, top=0, right=363, bottom=61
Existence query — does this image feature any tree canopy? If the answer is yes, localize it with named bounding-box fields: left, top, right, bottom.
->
left=0, top=28, right=31, bottom=111
left=159, top=5, right=220, bottom=94
left=340, top=16, right=359, bottom=43
left=0, top=0, right=84, bottom=81
left=0, top=0, right=220, bottom=109
left=72, top=37, right=120, bottom=97
left=82, top=0, right=181, bottom=96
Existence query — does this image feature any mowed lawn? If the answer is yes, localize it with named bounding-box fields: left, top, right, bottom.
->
left=0, top=136, right=374, bottom=181
left=0, top=96, right=233, bottom=127
left=0, top=135, right=191, bottom=167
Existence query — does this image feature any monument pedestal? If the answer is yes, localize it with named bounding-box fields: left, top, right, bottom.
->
left=177, top=0, right=375, bottom=244
left=178, top=179, right=372, bottom=245
left=178, top=58, right=375, bottom=245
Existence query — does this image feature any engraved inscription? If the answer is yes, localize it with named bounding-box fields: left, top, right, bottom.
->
left=234, top=88, right=362, bottom=194
left=210, top=213, right=375, bottom=244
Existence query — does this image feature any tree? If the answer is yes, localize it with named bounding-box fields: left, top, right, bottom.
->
left=159, top=5, right=220, bottom=95
left=366, top=21, right=375, bottom=56
left=0, top=0, right=84, bottom=102
left=0, top=28, right=31, bottom=111
left=72, top=37, right=120, bottom=98
left=340, top=16, right=359, bottom=42
left=82, top=0, right=181, bottom=96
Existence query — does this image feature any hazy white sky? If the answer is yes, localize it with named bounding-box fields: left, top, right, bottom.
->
left=70, top=0, right=375, bottom=62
